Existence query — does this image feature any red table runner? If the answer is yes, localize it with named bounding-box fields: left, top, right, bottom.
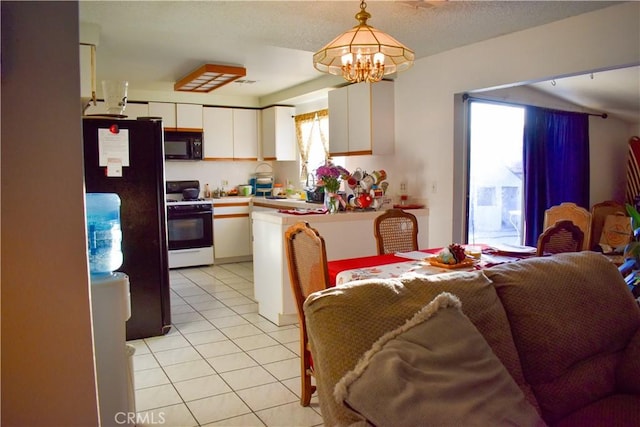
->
left=327, top=248, right=441, bottom=286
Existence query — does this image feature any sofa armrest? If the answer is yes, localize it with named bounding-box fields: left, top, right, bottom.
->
left=617, top=325, right=640, bottom=393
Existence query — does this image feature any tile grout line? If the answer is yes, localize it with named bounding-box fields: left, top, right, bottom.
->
left=136, top=263, right=310, bottom=426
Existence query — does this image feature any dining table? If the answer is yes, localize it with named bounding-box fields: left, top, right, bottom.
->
left=327, top=245, right=536, bottom=286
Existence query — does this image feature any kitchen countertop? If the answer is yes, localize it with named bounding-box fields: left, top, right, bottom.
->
left=252, top=207, right=429, bottom=225
left=251, top=197, right=314, bottom=210
left=206, top=196, right=311, bottom=209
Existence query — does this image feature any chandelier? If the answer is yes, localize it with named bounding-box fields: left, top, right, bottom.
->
left=313, top=0, right=414, bottom=83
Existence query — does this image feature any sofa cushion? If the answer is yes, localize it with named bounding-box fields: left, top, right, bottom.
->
left=334, top=292, right=544, bottom=427
left=616, top=326, right=640, bottom=393
left=484, top=252, right=640, bottom=424
left=304, top=271, right=537, bottom=427
left=552, top=394, right=640, bottom=427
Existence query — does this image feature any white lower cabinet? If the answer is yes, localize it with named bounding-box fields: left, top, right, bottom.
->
left=213, top=201, right=252, bottom=263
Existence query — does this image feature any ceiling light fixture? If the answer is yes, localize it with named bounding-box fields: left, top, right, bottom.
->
left=174, top=64, right=246, bottom=93
left=313, top=0, right=414, bottom=83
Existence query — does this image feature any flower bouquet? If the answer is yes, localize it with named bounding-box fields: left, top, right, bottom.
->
left=316, top=163, right=349, bottom=213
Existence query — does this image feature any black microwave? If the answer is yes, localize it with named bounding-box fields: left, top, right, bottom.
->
left=164, top=130, right=203, bottom=160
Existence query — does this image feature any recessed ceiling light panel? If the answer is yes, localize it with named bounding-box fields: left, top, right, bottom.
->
left=174, top=64, right=247, bottom=93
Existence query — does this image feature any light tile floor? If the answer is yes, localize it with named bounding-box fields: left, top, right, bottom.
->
left=128, top=262, right=323, bottom=427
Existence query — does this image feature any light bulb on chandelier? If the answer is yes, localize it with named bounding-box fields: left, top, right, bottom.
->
left=313, top=0, right=414, bottom=84
left=341, top=52, right=386, bottom=83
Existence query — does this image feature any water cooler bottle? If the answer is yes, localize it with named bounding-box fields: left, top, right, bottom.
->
left=86, top=193, right=136, bottom=426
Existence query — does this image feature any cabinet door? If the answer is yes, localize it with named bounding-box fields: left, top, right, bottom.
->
left=214, top=217, right=252, bottom=259
left=347, top=83, right=372, bottom=155
left=369, top=80, right=394, bottom=156
left=124, top=102, right=149, bottom=119
left=84, top=101, right=108, bottom=116
left=176, top=103, right=203, bottom=130
left=233, top=109, right=258, bottom=160
left=79, top=45, right=94, bottom=101
left=275, top=106, right=296, bottom=161
left=261, top=107, right=277, bottom=160
left=261, top=106, right=296, bottom=161
left=328, top=86, right=349, bottom=156
left=148, top=102, right=176, bottom=129
left=214, top=204, right=252, bottom=259
left=203, top=107, right=234, bottom=159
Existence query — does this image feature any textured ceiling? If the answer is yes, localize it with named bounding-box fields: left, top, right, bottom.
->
left=79, top=1, right=638, bottom=122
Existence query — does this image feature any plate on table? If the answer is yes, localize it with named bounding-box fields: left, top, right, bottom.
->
left=428, top=258, right=475, bottom=269
left=490, top=243, right=537, bottom=255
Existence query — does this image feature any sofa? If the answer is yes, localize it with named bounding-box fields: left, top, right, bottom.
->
left=304, top=251, right=640, bottom=426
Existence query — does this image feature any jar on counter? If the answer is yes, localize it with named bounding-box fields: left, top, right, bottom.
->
left=272, top=183, right=284, bottom=196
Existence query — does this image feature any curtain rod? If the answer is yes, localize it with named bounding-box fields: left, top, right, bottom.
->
left=462, top=93, right=608, bottom=119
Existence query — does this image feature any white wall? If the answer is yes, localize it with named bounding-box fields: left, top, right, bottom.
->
left=1, top=1, right=100, bottom=425
left=390, top=2, right=640, bottom=247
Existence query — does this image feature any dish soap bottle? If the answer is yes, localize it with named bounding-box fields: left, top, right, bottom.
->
left=204, top=183, right=211, bottom=198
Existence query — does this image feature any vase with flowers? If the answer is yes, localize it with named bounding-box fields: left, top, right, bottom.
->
left=316, top=162, right=349, bottom=214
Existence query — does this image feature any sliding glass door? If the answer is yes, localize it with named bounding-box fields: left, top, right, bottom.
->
left=467, top=101, right=525, bottom=246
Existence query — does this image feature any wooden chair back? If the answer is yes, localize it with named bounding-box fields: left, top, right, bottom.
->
left=590, top=201, right=626, bottom=249
left=373, top=209, right=419, bottom=255
left=284, top=221, right=329, bottom=406
left=537, top=220, right=585, bottom=256
left=543, top=202, right=592, bottom=250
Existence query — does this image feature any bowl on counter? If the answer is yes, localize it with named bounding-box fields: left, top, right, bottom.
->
left=239, top=185, right=253, bottom=196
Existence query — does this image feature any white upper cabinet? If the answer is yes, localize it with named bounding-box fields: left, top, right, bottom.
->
left=328, top=87, right=349, bottom=155
left=148, top=102, right=203, bottom=130
left=84, top=101, right=148, bottom=118
left=176, top=103, right=203, bottom=130
left=203, top=107, right=234, bottom=159
left=203, top=107, right=258, bottom=160
left=328, top=81, right=394, bottom=156
left=148, top=102, right=176, bottom=128
left=124, top=102, right=149, bottom=119
left=233, top=109, right=259, bottom=160
left=261, top=106, right=296, bottom=161
left=79, top=45, right=94, bottom=102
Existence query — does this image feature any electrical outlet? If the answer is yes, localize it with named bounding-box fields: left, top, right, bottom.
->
left=221, top=179, right=228, bottom=186
left=400, top=183, right=407, bottom=192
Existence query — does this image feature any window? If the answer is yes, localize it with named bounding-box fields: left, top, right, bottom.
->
left=295, top=110, right=329, bottom=186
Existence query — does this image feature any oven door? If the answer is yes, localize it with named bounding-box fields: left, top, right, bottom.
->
left=167, top=210, right=213, bottom=250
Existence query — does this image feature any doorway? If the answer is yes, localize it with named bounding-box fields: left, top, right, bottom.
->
left=467, top=101, right=525, bottom=246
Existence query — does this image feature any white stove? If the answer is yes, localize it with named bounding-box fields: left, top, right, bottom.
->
left=165, top=181, right=214, bottom=268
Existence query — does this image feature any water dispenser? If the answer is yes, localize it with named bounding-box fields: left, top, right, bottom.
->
left=86, top=193, right=123, bottom=275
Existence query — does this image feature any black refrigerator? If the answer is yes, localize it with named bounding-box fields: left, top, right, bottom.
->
left=83, top=117, right=171, bottom=340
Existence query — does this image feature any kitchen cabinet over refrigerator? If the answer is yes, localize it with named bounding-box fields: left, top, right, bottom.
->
left=82, top=117, right=171, bottom=340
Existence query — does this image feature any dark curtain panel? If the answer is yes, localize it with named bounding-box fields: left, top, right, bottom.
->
left=523, top=106, right=590, bottom=246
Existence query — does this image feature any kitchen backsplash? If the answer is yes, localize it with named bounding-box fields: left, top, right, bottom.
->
left=164, top=160, right=301, bottom=194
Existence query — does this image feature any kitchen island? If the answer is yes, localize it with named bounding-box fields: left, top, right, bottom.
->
left=251, top=208, right=429, bottom=325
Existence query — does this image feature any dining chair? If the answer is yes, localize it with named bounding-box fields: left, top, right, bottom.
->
left=373, top=208, right=419, bottom=255
left=536, top=220, right=585, bottom=256
left=543, top=202, right=592, bottom=251
left=284, top=221, right=330, bottom=406
left=590, top=200, right=627, bottom=249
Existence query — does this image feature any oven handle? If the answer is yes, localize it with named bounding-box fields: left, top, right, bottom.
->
left=167, top=210, right=213, bottom=218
